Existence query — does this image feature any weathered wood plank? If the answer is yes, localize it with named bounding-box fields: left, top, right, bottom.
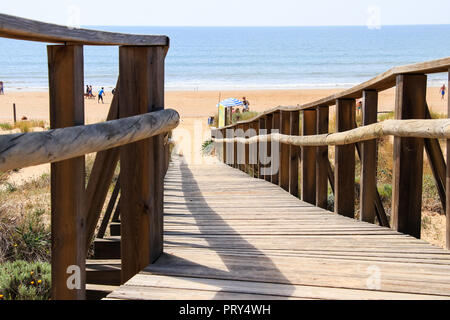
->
left=271, top=112, right=280, bottom=185
left=48, top=45, right=86, bottom=300
left=0, top=13, right=169, bottom=46
left=119, top=46, right=166, bottom=284
left=289, top=111, right=300, bottom=197
left=279, top=111, right=291, bottom=191
left=301, top=109, right=317, bottom=205
left=316, top=106, right=329, bottom=209
left=335, top=99, right=356, bottom=218
left=392, top=74, right=426, bottom=239
left=360, top=90, right=378, bottom=223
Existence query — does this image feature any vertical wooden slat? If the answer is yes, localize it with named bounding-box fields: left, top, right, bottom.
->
left=233, top=127, right=238, bottom=169
left=48, top=45, right=85, bottom=300
left=392, top=74, right=426, bottom=239
left=360, top=90, right=378, bottom=223
left=301, top=109, right=317, bottom=204
left=226, top=128, right=234, bottom=166
left=316, top=106, right=329, bottom=209
left=119, top=46, right=166, bottom=284
left=271, top=112, right=281, bottom=185
left=447, top=69, right=450, bottom=250
left=335, top=99, right=356, bottom=218
left=237, top=124, right=245, bottom=172
left=280, top=111, right=291, bottom=191
left=424, top=105, right=446, bottom=211
left=221, top=128, right=227, bottom=164
left=243, top=123, right=250, bottom=174
left=265, top=114, right=273, bottom=182
left=289, top=111, right=300, bottom=197
left=249, top=121, right=258, bottom=177
left=258, top=117, right=266, bottom=179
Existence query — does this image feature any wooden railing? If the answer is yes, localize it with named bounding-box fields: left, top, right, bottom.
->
left=213, top=57, right=450, bottom=250
left=0, top=14, right=178, bottom=300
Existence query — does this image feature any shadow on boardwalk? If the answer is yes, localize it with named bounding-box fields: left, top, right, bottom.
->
left=149, top=156, right=295, bottom=298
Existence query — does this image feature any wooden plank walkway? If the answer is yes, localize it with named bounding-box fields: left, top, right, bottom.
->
left=107, top=156, right=450, bottom=300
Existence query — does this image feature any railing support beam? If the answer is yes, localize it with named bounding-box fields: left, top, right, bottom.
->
left=335, top=99, right=356, bottom=217
left=316, top=106, right=329, bottom=209
left=48, top=44, right=86, bottom=300
left=280, top=111, right=291, bottom=191
left=289, top=111, right=300, bottom=197
left=301, top=109, right=317, bottom=204
left=271, top=112, right=281, bottom=185
left=360, top=90, right=378, bottom=223
left=119, top=45, right=166, bottom=283
left=392, top=74, right=426, bottom=239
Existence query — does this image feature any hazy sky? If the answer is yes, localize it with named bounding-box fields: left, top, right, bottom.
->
left=2, top=0, right=450, bottom=26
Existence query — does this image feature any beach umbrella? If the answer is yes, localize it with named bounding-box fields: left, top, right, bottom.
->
left=217, top=98, right=243, bottom=108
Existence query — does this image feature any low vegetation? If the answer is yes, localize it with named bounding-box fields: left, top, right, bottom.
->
left=0, top=260, right=51, bottom=300
left=0, top=120, right=46, bottom=133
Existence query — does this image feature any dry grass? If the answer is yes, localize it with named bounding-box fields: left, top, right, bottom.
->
left=0, top=120, right=47, bottom=133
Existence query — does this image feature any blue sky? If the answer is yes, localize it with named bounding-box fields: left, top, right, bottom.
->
left=2, top=0, right=450, bottom=26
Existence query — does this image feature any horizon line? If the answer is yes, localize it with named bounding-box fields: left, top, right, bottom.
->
left=83, top=23, right=450, bottom=28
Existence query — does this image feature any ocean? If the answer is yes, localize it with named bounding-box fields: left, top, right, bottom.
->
left=0, top=25, right=449, bottom=91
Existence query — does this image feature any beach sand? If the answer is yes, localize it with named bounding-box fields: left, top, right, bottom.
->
left=0, top=87, right=447, bottom=184
left=0, top=87, right=447, bottom=124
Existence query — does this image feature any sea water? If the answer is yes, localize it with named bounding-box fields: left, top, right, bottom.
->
left=0, top=25, right=449, bottom=91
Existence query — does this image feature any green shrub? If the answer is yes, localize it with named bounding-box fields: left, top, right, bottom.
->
left=201, top=139, right=215, bottom=156
left=0, top=123, right=13, bottom=131
left=0, top=260, right=50, bottom=300
left=378, top=184, right=392, bottom=201
left=0, top=209, right=51, bottom=263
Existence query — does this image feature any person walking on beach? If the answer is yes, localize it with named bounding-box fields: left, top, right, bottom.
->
left=98, top=87, right=105, bottom=104
left=0, top=81, right=4, bottom=95
left=440, top=84, right=446, bottom=100
left=242, top=97, right=250, bottom=112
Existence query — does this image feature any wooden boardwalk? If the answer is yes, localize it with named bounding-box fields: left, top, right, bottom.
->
left=107, top=156, right=450, bottom=300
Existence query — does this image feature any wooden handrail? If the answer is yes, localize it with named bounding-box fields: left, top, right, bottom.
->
left=0, top=109, right=179, bottom=171
left=0, top=13, right=169, bottom=46
left=214, top=119, right=450, bottom=146
left=222, top=57, right=450, bottom=128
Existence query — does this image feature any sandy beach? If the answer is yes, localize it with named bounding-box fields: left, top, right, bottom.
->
left=0, top=87, right=447, bottom=124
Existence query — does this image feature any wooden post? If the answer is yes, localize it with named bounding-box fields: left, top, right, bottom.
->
left=279, top=111, right=291, bottom=191
left=243, top=123, right=250, bottom=174
left=13, top=103, right=16, bottom=123
left=335, top=99, right=356, bottom=218
left=360, top=90, right=378, bottom=223
left=221, top=128, right=227, bottom=164
left=258, top=117, right=266, bottom=179
left=119, top=46, right=166, bottom=283
left=48, top=45, right=85, bottom=300
left=226, top=128, right=234, bottom=166
left=265, top=114, right=273, bottom=182
left=271, top=112, right=280, bottom=185
left=301, top=109, right=317, bottom=204
left=249, top=121, right=258, bottom=177
left=392, top=74, right=426, bottom=239
left=237, top=124, right=245, bottom=172
left=316, top=106, right=329, bottom=209
left=233, top=127, right=238, bottom=169
left=447, top=69, right=450, bottom=250
left=289, top=111, right=300, bottom=197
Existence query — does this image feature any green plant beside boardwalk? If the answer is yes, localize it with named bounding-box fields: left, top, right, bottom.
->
left=0, top=261, right=50, bottom=300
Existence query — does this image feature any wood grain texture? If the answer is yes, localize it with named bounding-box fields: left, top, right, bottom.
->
left=0, top=13, right=168, bottom=46
left=392, top=74, right=426, bottom=239
left=119, top=46, right=166, bottom=284
left=279, top=111, right=291, bottom=191
left=258, top=118, right=266, bottom=179
left=335, top=99, right=355, bottom=218
left=0, top=109, right=179, bottom=172
left=289, top=111, right=300, bottom=197
left=264, top=114, right=273, bottom=182
left=316, top=106, right=329, bottom=209
left=360, top=90, right=378, bottom=223
left=271, top=112, right=280, bottom=185
left=447, top=69, right=450, bottom=250
left=48, top=45, right=86, bottom=300
left=301, top=109, right=317, bottom=204
left=106, top=156, right=450, bottom=300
